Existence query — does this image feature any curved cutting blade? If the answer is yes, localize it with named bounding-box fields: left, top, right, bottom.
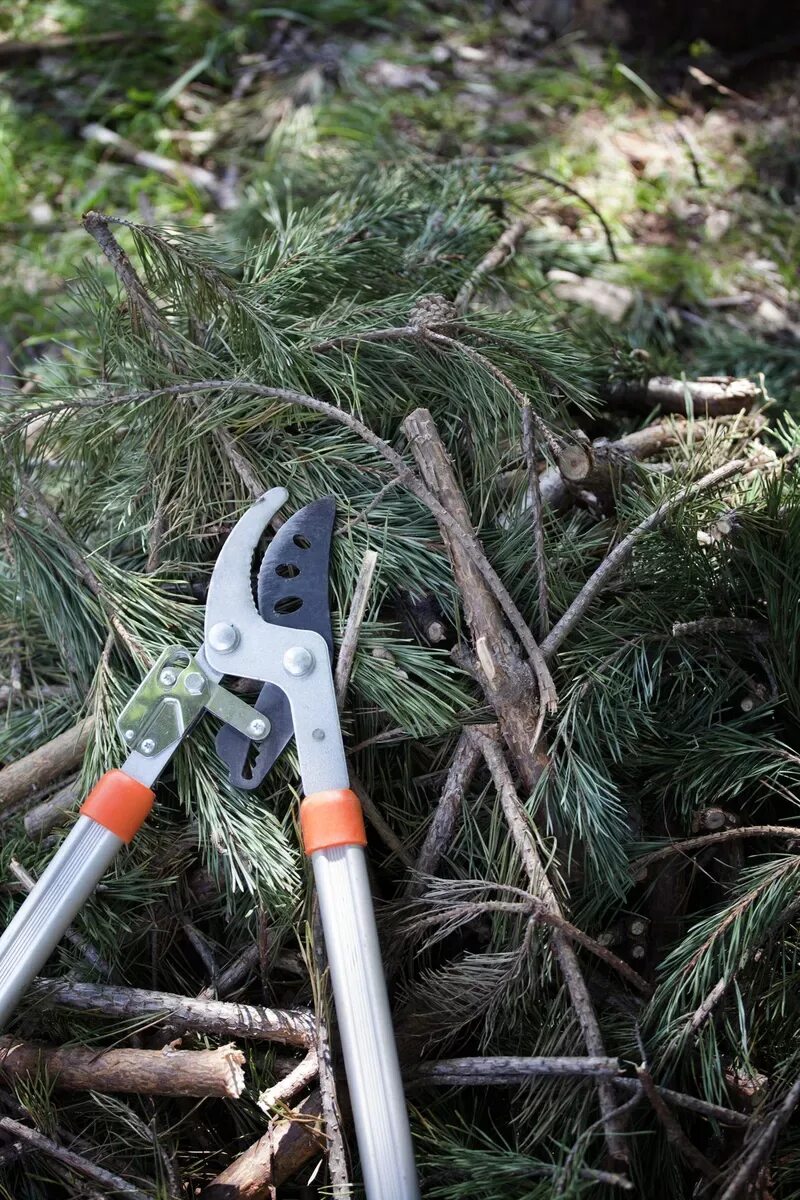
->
left=215, top=497, right=336, bottom=789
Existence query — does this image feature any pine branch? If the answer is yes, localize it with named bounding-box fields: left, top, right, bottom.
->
left=634, top=825, right=800, bottom=872
left=350, top=770, right=414, bottom=867
left=540, top=458, right=747, bottom=659
left=468, top=726, right=630, bottom=1162
left=32, top=980, right=315, bottom=1047
left=22, top=481, right=151, bottom=665
left=0, top=718, right=93, bottom=812
left=0, top=1037, right=245, bottom=1099
left=48, top=379, right=556, bottom=710
left=0, top=1116, right=153, bottom=1199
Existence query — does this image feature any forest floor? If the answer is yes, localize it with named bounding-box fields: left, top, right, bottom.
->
left=2, top=1, right=799, bottom=407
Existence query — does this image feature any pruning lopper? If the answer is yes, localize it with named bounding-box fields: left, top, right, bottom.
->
left=0, top=488, right=420, bottom=1200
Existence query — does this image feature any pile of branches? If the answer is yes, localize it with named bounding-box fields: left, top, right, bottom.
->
left=1, top=163, right=799, bottom=1199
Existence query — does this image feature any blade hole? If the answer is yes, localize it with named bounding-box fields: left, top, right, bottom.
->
left=275, top=596, right=303, bottom=614
left=275, top=563, right=300, bottom=579
left=293, top=534, right=311, bottom=550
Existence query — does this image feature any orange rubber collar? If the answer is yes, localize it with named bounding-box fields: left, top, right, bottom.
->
left=80, top=769, right=155, bottom=844
left=300, top=788, right=367, bottom=855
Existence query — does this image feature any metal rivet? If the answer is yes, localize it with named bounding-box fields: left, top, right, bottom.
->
left=124, top=728, right=135, bottom=742
left=140, top=738, right=156, bottom=755
left=208, top=622, right=240, bottom=654
left=184, top=671, right=206, bottom=695
left=312, top=728, right=325, bottom=741
left=159, top=667, right=178, bottom=687
left=248, top=717, right=268, bottom=739
left=283, top=646, right=315, bottom=677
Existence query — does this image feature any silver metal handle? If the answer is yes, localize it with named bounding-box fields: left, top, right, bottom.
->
left=0, top=816, right=123, bottom=1028
left=312, top=844, right=420, bottom=1200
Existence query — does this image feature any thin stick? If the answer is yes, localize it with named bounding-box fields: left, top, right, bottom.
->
left=335, top=548, right=378, bottom=708
left=408, top=1057, right=750, bottom=1125
left=0, top=718, right=93, bottom=812
left=468, top=727, right=629, bottom=1161
left=454, top=218, right=529, bottom=313
left=258, top=1048, right=318, bottom=1112
left=540, top=459, right=746, bottom=659
left=637, top=1067, right=720, bottom=1181
left=197, top=943, right=260, bottom=1002
left=0, top=1116, right=153, bottom=1199
left=718, top=1074, right=800, bottom=1200
left=9, top=859, right=111, bottom=977
left=0, top=1036, right=245, bottom=1099
left=407, top=731, right=482, bottom=896
left=634, top=825, right=800, bottom=872
left=350, top=770, right=414, bottom=867
left=522, top=401, right=549, bottom=636
left=32, top=980, right=315, bottom=1047
left=311, top=905, right=350, bottom=1194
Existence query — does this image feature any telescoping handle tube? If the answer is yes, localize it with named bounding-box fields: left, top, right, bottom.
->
left=301, top=788, right=421, bottom=1200
left=0, top=770, right=154, bottom=1029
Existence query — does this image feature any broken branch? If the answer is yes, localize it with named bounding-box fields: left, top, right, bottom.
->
left=0, top=1036, right=245, bottom=1099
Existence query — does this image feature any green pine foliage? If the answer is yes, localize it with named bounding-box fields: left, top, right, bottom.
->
left=2, top=162, right=800, bottom=1198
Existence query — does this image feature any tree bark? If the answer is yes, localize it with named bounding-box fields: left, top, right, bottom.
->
left=32, top=980, right=315, bottom=1047
left=0, top=1036, right=245, bottom=1099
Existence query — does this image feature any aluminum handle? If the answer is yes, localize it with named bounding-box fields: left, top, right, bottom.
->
left=0, top=816, right=123, bottom=1028
left=312, top=843, right=420, bottom=1200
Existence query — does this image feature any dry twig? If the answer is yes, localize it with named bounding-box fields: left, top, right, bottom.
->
left=540, top=459, right=746, bottom=659
left=0, top=1116, right=152, bottom=1199
left=454, top=218, right=529, bottom=313
left=335, top=548, right=378, bottom=708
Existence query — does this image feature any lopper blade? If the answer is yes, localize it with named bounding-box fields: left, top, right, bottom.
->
left=215, top=496, right=336, bottom=789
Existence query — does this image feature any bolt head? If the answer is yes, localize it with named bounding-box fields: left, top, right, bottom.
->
left=159, top=667, right=178, bottom=687
left=184, top=671, right=206, bottom=696
left=283, top=645, right=315, bottom=677
left=208, top=622, right=240, bottom=654
left=248, top=717, right=268, bottom=739
left=124, top=728, right=136, bottom=742
left=140, top=738, right=156, bottom=755
left=312, top=728, right=325, bottom=741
